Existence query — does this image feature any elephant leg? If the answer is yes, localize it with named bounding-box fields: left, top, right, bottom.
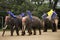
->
left=55, top=19, right=58, bottom=32
left=10, top=25, right=14, bottom=36
left=2, top=29, right=5, bottom=36
left=21, top=22, right=25, bottom=36
left=52, top=23, right=56, bottom=32
left=2, top=25, right=8, bottom=36
left=55, top=23, right=58, bottom=32
left=27, top=24, right=32, bottom=35
left=33, top=28, right=36, bottom=35
left=2, top=29, right=6, bottom=36
left=28, top=28, right=32, bottom=35
left=44, top=24, right=47, bottom=32
left=15, top=26, right=19, bottom=36
left=22, top=28, right=25, bottom=36
left=22, top=27, right=25, bottom=36
left=42, top=21, right=45, bottom=32
left=38, top=28, right=41, bottom=35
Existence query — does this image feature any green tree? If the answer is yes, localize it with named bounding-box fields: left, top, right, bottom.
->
left=53, top=0, right=58, bottom=10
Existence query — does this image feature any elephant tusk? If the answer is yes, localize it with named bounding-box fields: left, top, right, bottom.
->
left=3, top=25, right=8, bottom=30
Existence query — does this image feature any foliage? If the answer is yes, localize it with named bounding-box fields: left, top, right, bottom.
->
left=0, top=0, right=59, bottom=17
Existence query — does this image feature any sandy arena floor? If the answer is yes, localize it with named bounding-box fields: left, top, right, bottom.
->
left=0, top=30, right=60, bottom=40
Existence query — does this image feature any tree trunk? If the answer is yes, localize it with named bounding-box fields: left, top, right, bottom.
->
left=49, top=0, right=52, bottom=8
left=53, top=0, right=58, bottom=10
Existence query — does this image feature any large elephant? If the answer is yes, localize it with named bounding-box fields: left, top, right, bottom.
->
left=2, top=15, right=22, bottom=36
left=42, top=16, right=59, bottom=32
left=22, top=16, right=42, bottom=35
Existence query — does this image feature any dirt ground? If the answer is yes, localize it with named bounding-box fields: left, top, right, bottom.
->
left=0, top=30, right=60, bottom=40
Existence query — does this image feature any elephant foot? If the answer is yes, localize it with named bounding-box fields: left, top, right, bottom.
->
left=28, top=30, right=32, bottom=35
left=43, top=30, right=47, bottom=32
left=33, top=30, right=36, bottom=35
left=39, top=32, right=41, bottom=35
left=11, top=35, right=13, bottom=36
left=29, top=32, right=32, bottom=35
left=16, top=32, right=19, bottom=36
left=52, top=30, right=56, bottom=32
left=21, top=31, right=25, bottom=36
left=44, top=31, right=47, bottom=32
left=2, top=33, right=4, bottom=36
left=2, top=35, right=4, bottom=36
left=33, top=33, right=36, bottom=35
left=11, top=33, right=13, bottom=36
left=55, top=30, right=57, bottom=32
left=2, top=33, right=5, bottom=36
left=17, top=34, right=19, bottom=36
left=39, top=30, right=41, bottom=35
left=39, top=33, right=41, bottom=35
left=2, top=29, right=5, bottom=36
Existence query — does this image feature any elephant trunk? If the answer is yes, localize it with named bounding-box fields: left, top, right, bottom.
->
left=2, top=25, right=8, bottom=36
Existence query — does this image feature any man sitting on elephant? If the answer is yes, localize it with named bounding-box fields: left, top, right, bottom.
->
left=26, top=10, right=33, bottom=21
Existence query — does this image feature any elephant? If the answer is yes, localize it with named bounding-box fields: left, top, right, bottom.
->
left=42, top=16, right=59, bottom=32
left=2, top=15, right=22, bottom=36
left=22, top=16, right=42, bottom=35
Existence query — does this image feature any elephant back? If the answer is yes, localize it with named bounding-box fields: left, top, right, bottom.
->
left=25, top=16, right=41, bottom=27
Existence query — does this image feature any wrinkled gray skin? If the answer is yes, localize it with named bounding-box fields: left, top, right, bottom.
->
left=22, top=16, right=42, bottom=35
left=42, top=16, right=59, bottom=32
left=2, top=16, right=22, bottom=36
